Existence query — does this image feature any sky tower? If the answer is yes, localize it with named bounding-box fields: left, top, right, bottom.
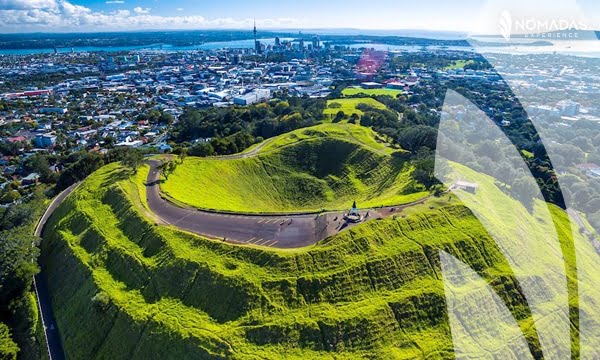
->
left=253, top=19, right=262, bottom=54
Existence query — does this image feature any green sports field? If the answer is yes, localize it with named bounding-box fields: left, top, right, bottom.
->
left=342, top=87, right=403, bottom=97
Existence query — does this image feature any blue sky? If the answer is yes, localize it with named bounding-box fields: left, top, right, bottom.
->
left=0, top=0, right=599, bottom=33
left=73, top=0, right=486, bottom=31
left=86, top=0, right=484, bottom=26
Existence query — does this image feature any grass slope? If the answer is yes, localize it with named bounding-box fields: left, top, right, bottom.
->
left=324, top=98, right=386, bottom=118
left=40, top=161, right=586, bottom=359
left=161, top=123, right=424, bottom=213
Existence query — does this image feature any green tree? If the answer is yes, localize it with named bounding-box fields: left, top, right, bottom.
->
left=121, top=149, right=144, bottom=174
left=511, top=175, right=538, bottom=211
left=0, top=191, right=20, bottom=205
left=0, top=229, right=39, bottom=307
left=395, top=125, right=437, bottom=153
left=178, top=148, right=188, bottom=164
left=360, top=113, right=373, bottom=127
left=158, top=112, right=174, bottom=125
left=159, top=160, right=178, bottom=180
left=333, top=110, right=345, bottom=123
left=0, top=322, right=18, bottom=360
left=189, top=142, right=215, bottom=157
left=25, top=155, right=55, bottom=184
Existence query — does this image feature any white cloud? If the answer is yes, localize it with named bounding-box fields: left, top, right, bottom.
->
left=105, top=1, right=125, bottom=4
left=176, top=7, right=183, bottom=11
left=133, top=6, right=150, bottom=15
left=0, top=0, right=304, bottom=32
left=0, top=0, right=56, bottom=10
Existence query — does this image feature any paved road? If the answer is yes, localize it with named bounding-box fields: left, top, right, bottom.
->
left=33, top=183, right=79, bottom=360
left=211, top=136, right=275, bottom=160
left=147, top=160, right=427, bottom=248
left=148, top=160, right=331, bottom=247
left=567, top=208, right=600, bottom=253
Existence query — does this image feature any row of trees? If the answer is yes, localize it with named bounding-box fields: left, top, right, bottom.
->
left=63, top=147, right=150, bottom=188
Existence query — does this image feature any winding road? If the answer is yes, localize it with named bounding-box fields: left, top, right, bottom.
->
left=34, top=182, right=79, bottom=360
left=148, top=159, right=344, bottom=248
left=146, top=159, right=428, bottom=248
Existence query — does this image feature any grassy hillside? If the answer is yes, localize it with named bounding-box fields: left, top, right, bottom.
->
left=161, top=123, right=425, bottom=213
left=40, top=159, right=587, bottom=359
left=323, top=98, right=386, bottom=118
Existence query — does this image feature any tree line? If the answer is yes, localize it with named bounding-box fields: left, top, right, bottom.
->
left=171, top=97, right=325, bottom=157
left=0, top=190, right=47, bottom=359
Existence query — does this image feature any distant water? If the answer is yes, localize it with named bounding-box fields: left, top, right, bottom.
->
left=346, top=39, right=600, bottom=58
left=0, top=37, right=289, bottom=55
left=1, top=36, right=599, bottom=58
left=303, top=29, right=468, bottom=40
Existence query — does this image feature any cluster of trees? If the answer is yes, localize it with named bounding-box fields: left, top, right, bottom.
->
left=0, top=140, right=150, bottom=203
left=136, top=109, right=174, bottom=126
left=50, top=147, right=147, bottom=192
left=349, top=98, right=441, bottom=189
left=188, top=131, right=256, bottom=157
left=0, top=190, right=47, bottom=359
left=0, top=144, right=157, bottom=359
left=172, top=98, right=325, bottom=155
left=0, top=148, right=139, bottom=205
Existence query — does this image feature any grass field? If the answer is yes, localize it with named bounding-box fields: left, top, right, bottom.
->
left=444, top=60, right=475, bottom=70
left=323, top=97, right=386, bottom=118
left=342, top=87, right=403, bottom=97
left=39, top=158, right=591, bottom=359
left=161, top=123, right=423, bottom=213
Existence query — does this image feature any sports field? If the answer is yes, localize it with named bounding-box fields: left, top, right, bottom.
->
left=342, top=87, right=403, bottom=97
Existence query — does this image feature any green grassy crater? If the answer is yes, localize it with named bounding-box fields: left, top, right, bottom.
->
left=161, top=123, right=427, bottom=213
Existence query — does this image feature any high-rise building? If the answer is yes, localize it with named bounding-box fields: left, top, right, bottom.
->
left=312, top=36, right=320, bottom=49
left=253, top=19, right=262, bottom=54
left=557, top=99, right=580, bottom=116
left=275, top=37, right=281, bottom=47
